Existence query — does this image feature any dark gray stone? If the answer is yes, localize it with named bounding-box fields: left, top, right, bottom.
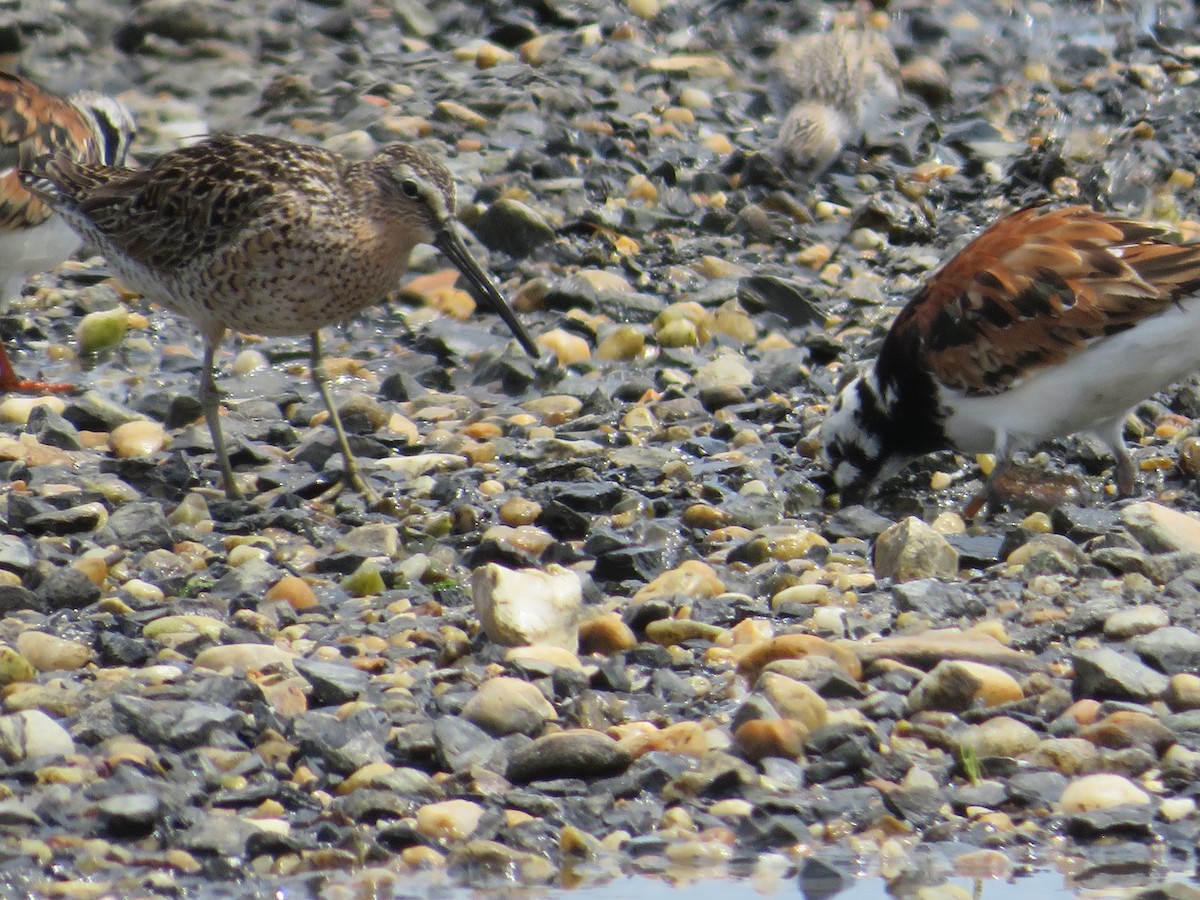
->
left=1073, top=647, right=1170, bottom=702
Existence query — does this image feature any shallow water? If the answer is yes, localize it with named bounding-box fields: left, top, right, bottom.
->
left=305, top=867, right=1187, bottom=900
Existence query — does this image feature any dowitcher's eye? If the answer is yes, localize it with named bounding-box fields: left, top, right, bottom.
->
left=400, top=179, right=420, bottom=198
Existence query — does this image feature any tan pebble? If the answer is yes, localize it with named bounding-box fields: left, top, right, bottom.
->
left=504, top=644, right=583, bottom=670
left=0, top=396, right=66, bottom=425
left=634, top=560, right=724, bottom=601
left=73, top=556, right=108, bottom=588
left=1167, top=673, right=1200, bottom=711
left=260, top=678, right=308, bottom=717
left=108, top=420, right=166, bottom=459
left=873, top=516, right=958, bottom=582
left=771, top=584, right=831, bottom=607
left=623, top=721, right=709, bottom=758
left=737, top=633, right=861, bottom=681
left=681, top=504, right=732, bottom=530
left=521, top=394, right=583, bottom=423
left=536, top=329, right=590, bottom=365
left=461, top=676, right=556, bottom=736
left=416, top=799, right=485, bottom=841
left=472, top=563, right=582, bottom=650
left=265, top=575, right=318, bottom=611
left=665, top=839, right=733, bottom=866
left=232, top=349, right=269, bottom=376
left=122, top=578, right=164, bottom=602
left=711, top=305, right=756, bottom=344
left=1160, top=797, right=1196, bottom=821
left=336, top=761, right=396, bottom=795
left=578, top=613, right=637, bottom=655
left=0, top=647, right=35, bottom=684
left=167, top=492, right=211, bottom=526
left=621, top=406, right=657, bottom=430
left=143, top=614, right=224, bottom=642
left=626, top=173, right=658, bottom=203
left=758, top=672, right=828, bottom=731
left=192, top=644, right=297, bottom=674
left=227, top=544, right=269, bottom=567
left=499, top=498, right=542, bottom=527
left=401, top=845, right=446, bottom=869
left=930, top=511, right=965, bottom=534
left=475, top=41, right=515, bottom=69
left=477, top=479, right=505, bottom=497
left=702, top=134, right=733, bottom=155
left=596, top=325, right=645, bottom=361
left=723, top=618, right=773, bottom=646
left=708, top=799, right=753, bottom=819
left=627, top=0, right=659, bottom=18
left=15, top=632, right=91, bottom=672
left=733, top=719, right=808, bottom=761
left=434, top=100, right=488, bottom=128
left=644, top=618, right=725, bottom=647
left=958, top=716, right=1039, bottom=759
left=1059, top=773, right=1150, bottom=813
left=1063, top=698, right=1101, bottom=726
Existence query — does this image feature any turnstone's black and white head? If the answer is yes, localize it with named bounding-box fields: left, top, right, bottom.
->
left=820, top=204, right=1200, bottom=512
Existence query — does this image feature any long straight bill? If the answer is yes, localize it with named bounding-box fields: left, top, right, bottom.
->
left=435, top=224, right=540, bottom=358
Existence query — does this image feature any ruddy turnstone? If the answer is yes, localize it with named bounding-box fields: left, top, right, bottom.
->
left=820, top=204, right=1200, bottom=509
left=767, top=29, right=900, bottom=182
left=20, top=133, right=540, bottom=501
left=0, top=70, right=134, bottom=391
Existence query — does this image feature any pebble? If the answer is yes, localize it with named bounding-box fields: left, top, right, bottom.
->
left=472, top=563, right=582, bottom=651
left=1059, top=774, right=1151, bottom=813
left=108, top=420, right=167, bottom=458
left=461, top=677, right=556, bottom=736
left=907, top=660, right=1023, bottom=712
left=415, top=800, right=485, bottom=842
left=873, top=517, right=959, bottom=582
left=957, top=716, right=1040, bottom=760
left=15, top=632, right=91, bottom=672
left=0, top=710, right=75, bottom=762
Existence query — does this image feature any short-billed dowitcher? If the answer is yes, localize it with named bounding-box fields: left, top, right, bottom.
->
left=21, top=132, right=539, bottom=501
left=820, top=204, right=1200, bottom=513
left=0, top=70, right=134, bottom=392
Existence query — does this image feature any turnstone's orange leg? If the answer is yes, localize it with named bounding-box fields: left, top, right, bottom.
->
left=0, top=342, right=74, bottom=393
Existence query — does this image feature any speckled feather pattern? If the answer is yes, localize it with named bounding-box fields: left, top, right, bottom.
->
left=768, top=30, right=899, bottom=123
left=22, top=133, right=458, bottom=341
left=879, top=205, right=1200, bottom=397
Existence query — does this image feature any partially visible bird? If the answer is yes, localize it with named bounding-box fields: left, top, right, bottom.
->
left=819, top=204, right=1200, bottom=511
left=20, top=133, right=540, bottom=502
left=0, top=71, right=135, bottom=392
left=767, top=29, right=900, bottom=182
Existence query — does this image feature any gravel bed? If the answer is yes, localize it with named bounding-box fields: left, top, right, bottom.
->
left=2, top=0, right=1200, bottom=897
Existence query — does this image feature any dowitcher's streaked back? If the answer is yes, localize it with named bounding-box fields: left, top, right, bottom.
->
left=20, top=132, right=540, bottom=501
left=0, top=70, right=134, bottom=392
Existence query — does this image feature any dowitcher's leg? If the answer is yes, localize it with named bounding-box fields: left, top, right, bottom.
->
left=200, top=332, right=242, bottom=500
left=309, top=331, right=378, bottom=504
left=0, top=341, right=74, bottom=394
